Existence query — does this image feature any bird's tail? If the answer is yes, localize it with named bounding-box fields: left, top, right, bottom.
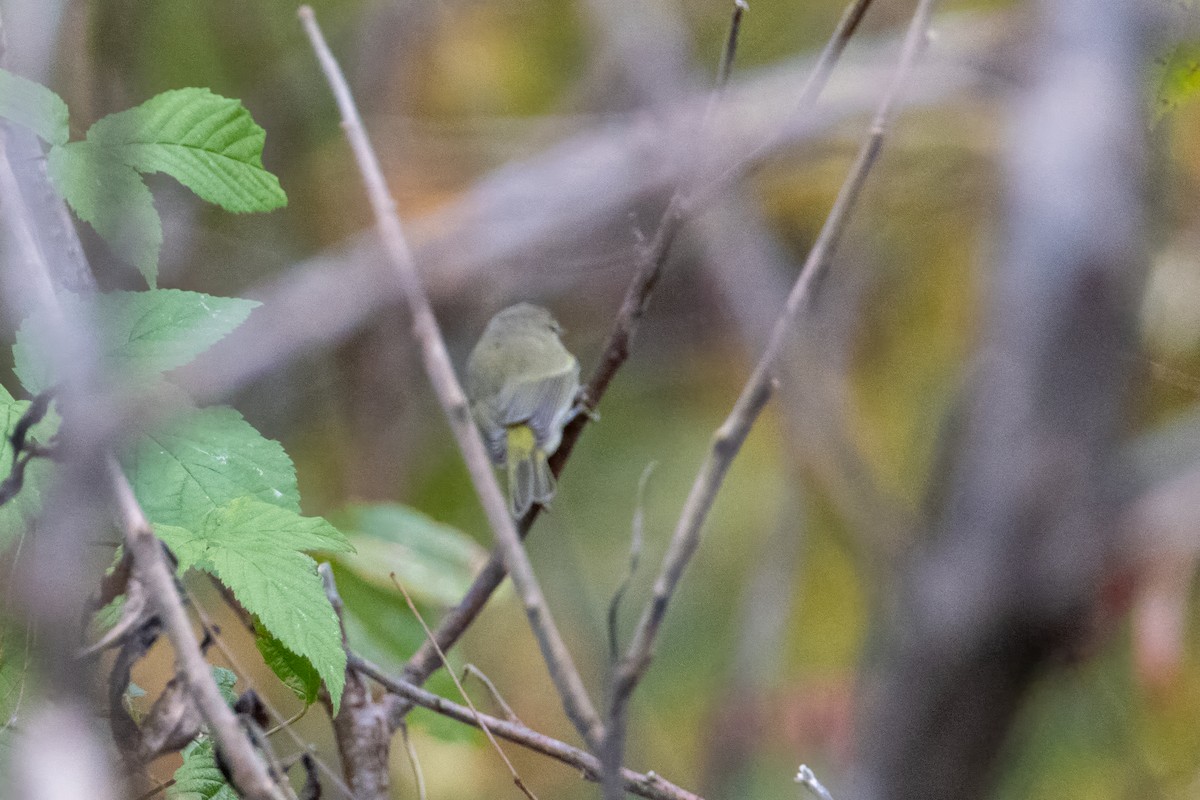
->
left=506, top=424, right=556, bottom=518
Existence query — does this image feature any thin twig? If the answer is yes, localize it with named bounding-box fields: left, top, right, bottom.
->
left=462, top=664, right=521, bottom=723
left=717, top=1, right=749, bottom=87
left=351, top=655, right=705, bottom=800
left=795, top=765, right=836, bottom=800
left=608, top=462, right=655, bottom=663
left=399, top=723, right=428, bottom=800
left=393, top=576, right=538, bottom=800
left=318, top=564, right=398, bottom=799
left=298, top=5, right=603, bottom=749
left=608, top=0, right=938, bottom=774
left=131, top=777, right=176, bottom=800
left=703, top=0, right=879, bottom=202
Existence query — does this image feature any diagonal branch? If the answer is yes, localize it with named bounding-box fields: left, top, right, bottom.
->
left=351, top=655, right=705, bottom=800
left=298, top=5, right=604, bottom=749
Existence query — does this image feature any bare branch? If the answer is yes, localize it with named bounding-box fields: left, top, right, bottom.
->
left=298, top=5, right=603, bottom=749
left=175, top=13, right=992, bottom=411
left=352, top=655, right=706, bottom=800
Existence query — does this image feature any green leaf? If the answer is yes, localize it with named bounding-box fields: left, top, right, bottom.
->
left=0, top=626, right=33, bottom=724
left=327, top=561, right=430, bottom=665
left=159, top=498, right=352, bottom=711
left=0, top=384, right=57, bottom=551
left=47, top=141, right=162, bottom=286
left=122, top=405, right=300, bottom=529
left=0, top=68, right=69, bottom=145
left=86, top=88, right=286, bottom=213
left=13, top=290, right=258, bottom=395
left=155, top=523, right=210, bottom=575
left=333, top=503, right=488, bottom=606
left=168, top=739, right=237, bottom=800
left=1153, top=43, right=1200, bottom=124
left=255, top=622, right=321, bottom=706
left=211, top=666, right=238, bottom=707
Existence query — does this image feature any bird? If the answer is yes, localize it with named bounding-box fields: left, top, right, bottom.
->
left=466, top=303, right=580, bottom=517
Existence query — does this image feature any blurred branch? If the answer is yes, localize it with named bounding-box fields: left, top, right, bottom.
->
left=607, top=0, right=938, bottom=771
left=175, top=11, right=996, bottom=408
left=852, top=0, right=1151, bottom=797
left=795, top=765, right=836, bottom=800
left=298, top=5, right=604, bottom=749
left=350, top=654, right=706, bottom=800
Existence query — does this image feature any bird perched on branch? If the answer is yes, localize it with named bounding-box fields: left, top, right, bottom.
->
left=467, top=303, right=580, bottom=517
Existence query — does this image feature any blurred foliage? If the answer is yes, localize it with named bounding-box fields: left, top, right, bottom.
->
left=3, top=0, right=1200, bottom=797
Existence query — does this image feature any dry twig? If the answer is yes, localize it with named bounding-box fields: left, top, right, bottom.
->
left=351, top=654, right=706, bottom=800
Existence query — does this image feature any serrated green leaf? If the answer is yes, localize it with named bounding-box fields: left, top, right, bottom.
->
left=169, top=739, right=238, bottom=800
left=155, top=523, right=210, bottom=575
left=87, top=88, right=286, bottom=213
left=122, top=405, right=300, bottom=529
left=46, top=141, right=162, bottom=287
left=334, top=503, right=488, bottom=606
left=0, top=68, right=69, bottom=146
left=165, top=498, right=351, bottom=711
left=255, top=623, right=320, bottom=706
left=13, top=290, right=258, bottom=395
left=211, top=666, right=238, bottom=706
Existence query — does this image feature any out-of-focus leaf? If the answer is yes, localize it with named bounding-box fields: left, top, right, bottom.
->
left=212, top=666, right=238, bottom=707
left=333, top=503, right=487, bottom=606
left=0, top=68, right=69, bottom=145
left=46, top=141, right=162, bottom=286
left=1153, top=42, right=1200, bottom=125
left=0, top=384, right=56, bottom=551
left=13, top=290, right=258, bottom=395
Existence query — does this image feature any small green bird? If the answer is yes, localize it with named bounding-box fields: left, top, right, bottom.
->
left=466, top=303, right=580, bottom=518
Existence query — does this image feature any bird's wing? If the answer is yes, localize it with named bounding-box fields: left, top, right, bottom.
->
left=495, top=358, right=580, bottom=453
